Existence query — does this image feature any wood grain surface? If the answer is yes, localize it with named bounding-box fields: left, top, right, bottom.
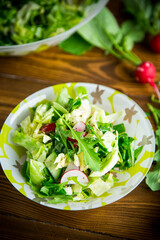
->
left=0, top=1, right=160, bottom=239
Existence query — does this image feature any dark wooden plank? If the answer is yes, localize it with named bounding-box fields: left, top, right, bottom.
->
left=1, top=214, right=123, bottom=240
left=0, top=46, right=159, bottom=99
left=1, top=170, right=160, bottom=240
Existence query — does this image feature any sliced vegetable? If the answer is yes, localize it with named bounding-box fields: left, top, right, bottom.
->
left=60, top=169, right=89, bottom=185
left=44, top=152, right=61, bottom=180
left=73, top=121, right=86, bottom=132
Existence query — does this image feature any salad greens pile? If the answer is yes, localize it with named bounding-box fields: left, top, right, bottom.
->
left=0, top=0, right=97, bottom=46
left=13, top=87, right=142, bottom=204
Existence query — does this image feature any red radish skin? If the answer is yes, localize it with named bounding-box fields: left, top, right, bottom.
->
left=135, top=61, right=160, bottom=100
left=60, top=169, right=89, bottom=185
left=40, top=123, right=56, bottom=133
left=150, top=33, right=160, bottom=53
left=82, top=131, right=87, bottom=137
left=67, top=122, right=87, bottom=149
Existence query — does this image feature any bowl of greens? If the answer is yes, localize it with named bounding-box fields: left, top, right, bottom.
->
left=0, top=0, right=108, bottom=56
left=0, top=83, right=155, bottom=210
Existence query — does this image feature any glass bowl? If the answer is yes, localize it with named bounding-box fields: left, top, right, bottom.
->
left=0, top=0, right=109, bottom=56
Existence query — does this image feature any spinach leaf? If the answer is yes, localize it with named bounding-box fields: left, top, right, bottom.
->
left=113, top=123, right=126, bottom=134
left=97, top=122, right=112, bottom=134
left=134, top=146, right=143, bottom=161
left=78, top=15, right=113, bottom=50
left=96, top=7, right=120, bottom=35
left=59, top=33, right=93, bottom=55
left=21, top=160, right=30, bottom=182
left=60, top=7, right=142, bottom=65
left=116, top=133, right=135, bottom=169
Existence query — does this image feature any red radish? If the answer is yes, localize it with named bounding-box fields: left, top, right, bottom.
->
left=150, top=33, right=160, bottom=53
left=135, top=61, right=160, bottom=100
left=60, top=169, right=89, bottom=185
left=73, top=121, right=86, bottom=132
left=82, top=131, right=87, bottom=137
left=40, top=123, right=56, bottom=133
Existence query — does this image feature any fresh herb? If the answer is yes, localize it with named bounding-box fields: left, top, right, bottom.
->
left=113, top=123, right=126, bottom=134
left=66, top=97, right=82, bottom=112
left=146, top=96, right=160, bottom=190
left=87, top=124, right=107, bottom=149
left=115, top=133, right=135, bottom=169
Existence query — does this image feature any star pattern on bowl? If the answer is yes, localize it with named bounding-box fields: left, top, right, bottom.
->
left=123, top=104, right=138, bottom=123
left=91, top=85, right=105, bottom=104
left=13, top=160, right=23, bottom=172
left=138, top=135, right=153, bottom=146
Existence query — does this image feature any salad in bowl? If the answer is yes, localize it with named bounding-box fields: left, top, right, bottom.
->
left=0, top=83, right=155, bottom=210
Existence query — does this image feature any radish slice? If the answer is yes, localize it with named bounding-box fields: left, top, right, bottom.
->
left=60, top=169, right=89, bottom=185
left=73, top=121, right=86, bottom=132
left=65, top=162, right=80, bottom=172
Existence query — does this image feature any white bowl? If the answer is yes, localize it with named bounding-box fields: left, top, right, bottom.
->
left=0, top=82, right=155, bottom=210
left=0, top=0, right=109, bottom=56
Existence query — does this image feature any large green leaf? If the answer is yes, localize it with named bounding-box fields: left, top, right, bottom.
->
left=78, top=14, right=113, bottom=50
left=146, top=162, right=160, bottom=191
left=59, top=33, right=93, bottom=55
left=70, top=129, right=101, bottom=171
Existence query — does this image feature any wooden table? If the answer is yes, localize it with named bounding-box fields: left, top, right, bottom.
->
left=0, top=1, right=160, bottom=239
